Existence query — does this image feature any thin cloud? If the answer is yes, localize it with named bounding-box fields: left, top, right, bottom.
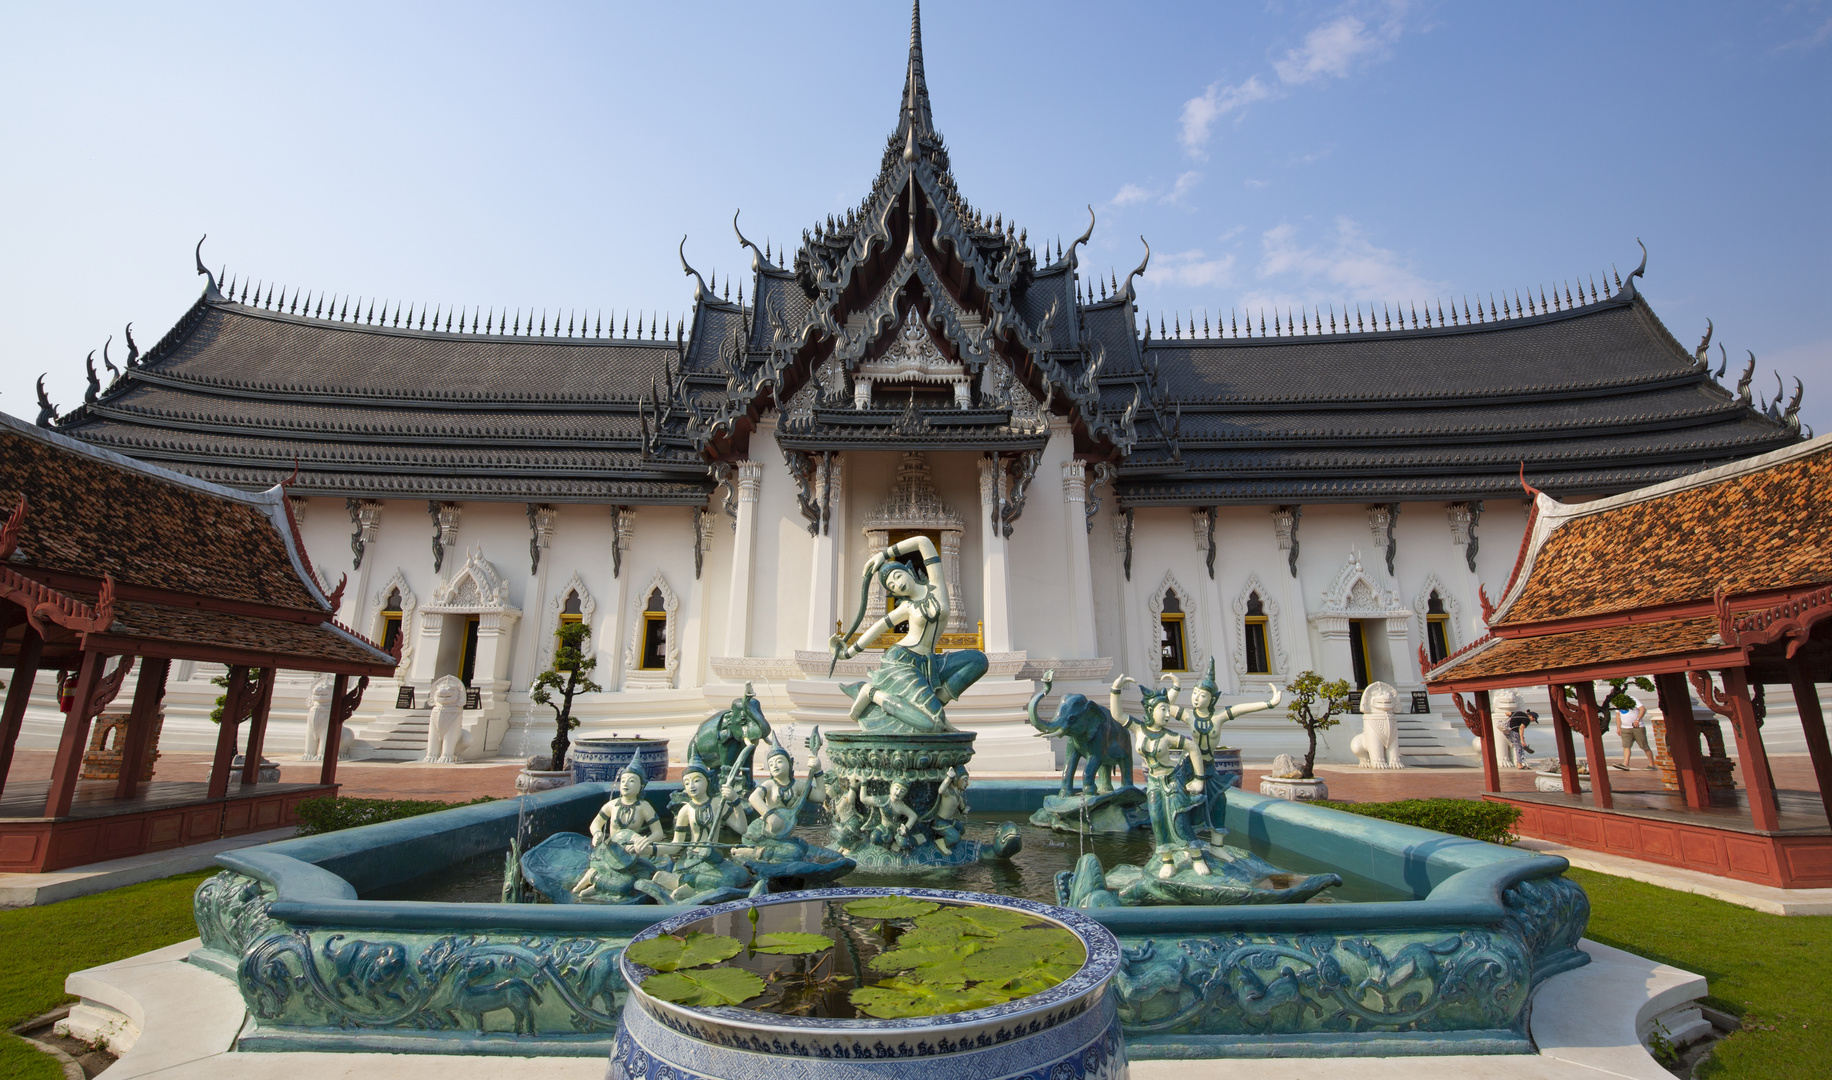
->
left=1777, top=15, right=1832, bottom=50
left=1111, top=183, right=1152, bottom=207
left=1149, top=248, right=1237, bottom=288
left=1108, top=171, right=1203, bottom=207
left=1163, top=171, right=1202, bottom=204
left=1180, top=2, right=1410, bottom=155
left=1237, top=217, right=1444, bottom=312
left=1272, top=14, right=1395, bottom=85
left=1179, top=76, right=1274, bottom=155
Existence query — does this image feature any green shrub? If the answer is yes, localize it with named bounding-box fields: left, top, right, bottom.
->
left=294, top=795, right=497, bottom=836
left=1313, top=797, right=1522, bottom=845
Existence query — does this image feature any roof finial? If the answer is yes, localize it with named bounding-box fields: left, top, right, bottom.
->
left=733, top=210, right=775, bottom=272
left=679, top=236, right=709, bottom=302
left=194, top=235, right=222, bottom=300
left=1066, top=205, right=1095, bottom=269
left=35, top=375, right=58, bottom=428
left=1693, top=319, right=1713, bottom=372
left=1614, top=239, right=1647, bottom=301
left=899, top=0, right=934, bottom=150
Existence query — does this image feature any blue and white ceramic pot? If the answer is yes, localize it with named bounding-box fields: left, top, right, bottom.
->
left=609, top=887, right=1127, bottom=1080
left=571, top=737, right=671, bottom=785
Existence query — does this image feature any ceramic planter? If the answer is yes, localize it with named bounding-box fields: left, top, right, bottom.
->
left=570, top=737, right=670, bottom=785
left=1258, top=776, right=1328, bottom=801
left=610, top=887, right=1127, bottom=1080
left=514, top=768, right=575, bottom=794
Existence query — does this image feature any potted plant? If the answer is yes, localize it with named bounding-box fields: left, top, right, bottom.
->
left=1259, top=671, right=1351, bottom=802
left=611, top=887, right=1125, bottom=1080
left=518, top=621, right=602, bottom=794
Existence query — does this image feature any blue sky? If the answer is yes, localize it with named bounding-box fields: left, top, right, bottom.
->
left=3, top=1, right=1828, bottom=430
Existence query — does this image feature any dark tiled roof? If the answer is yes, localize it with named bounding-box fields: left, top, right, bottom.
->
left=1115, top=298, right=1799, bottom=504
left=0, top=415, right=325, bottom=612
left=1495, top=438, right=1832, bottom=625
left=54, top=297, right=716, bottom=503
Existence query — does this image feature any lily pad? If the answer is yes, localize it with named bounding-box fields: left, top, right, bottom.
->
left=751, top=932, right=834, bottom=956
left=643, top=966, right=766, bottom=1007
left=991, top=927, right=1083, bottom=960
left=960, top=944, right=1080, bottom=990
left=843, top=896, right=939, bottom=921
left=913, top=906, right=1032, bottom=937
left=625, top=931, right=743, bottom=972
left=867, top=943, right=978, bottom=986
left=850, top=977, right=1014, bottom=1018
left=894, top=920, right=969, bottom=950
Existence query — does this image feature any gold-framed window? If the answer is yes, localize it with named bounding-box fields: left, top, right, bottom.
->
left=1243, top=592, right=1271, bottom=674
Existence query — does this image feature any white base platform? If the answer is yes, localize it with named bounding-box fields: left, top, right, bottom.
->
left=59, top=938, right=1701, bottom=1079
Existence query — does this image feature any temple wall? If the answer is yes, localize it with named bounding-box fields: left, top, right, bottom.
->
left=6, top=476, right=1543, bottom=773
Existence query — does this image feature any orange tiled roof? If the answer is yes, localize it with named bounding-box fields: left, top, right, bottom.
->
left=0, top=416, right=325, bottom=612
left=1431, top=615, right=1728, bottom=683
left=1498, top=439, right=1831, bottom=625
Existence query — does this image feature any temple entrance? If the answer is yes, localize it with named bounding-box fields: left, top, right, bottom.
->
left=1349, top=619, right=1395, bottom=689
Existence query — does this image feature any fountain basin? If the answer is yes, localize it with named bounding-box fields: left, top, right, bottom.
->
left=192, top=780, right=1586, bottom=1058
left=610, top=888, right=1126, bottom=1080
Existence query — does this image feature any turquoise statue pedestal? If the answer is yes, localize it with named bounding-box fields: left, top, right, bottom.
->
left=823, top=730, right=991, bottom=870
left=1031, top=787, right=1149, bottom=835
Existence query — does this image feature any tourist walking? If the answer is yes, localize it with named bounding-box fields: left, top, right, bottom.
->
left=1615, top=694, right=1654, bottom=770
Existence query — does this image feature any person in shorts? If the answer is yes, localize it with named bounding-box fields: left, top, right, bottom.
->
left=1615, top=694, right=1653, bottom=770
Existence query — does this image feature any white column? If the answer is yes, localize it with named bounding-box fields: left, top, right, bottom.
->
left=979, top=456, right=1013, bottom=652
left=1060, top=461, right=1098, bottom=658
left=1273, top=507, right=1317, bottom=674
left=1447, top=503, right=1486, bottom=640
left=514, top=505, right=557, bottom=689
left=721, top=462, right=763, bottom=657
left=804, top=454, right=844, bottom=650
left=602, top=508, right=635, bottom=688
left=1113, top=511, right=1140, bottom=674
left=680, top=510, right=717, bottom=688
left=343, top=500, right=383, bottom=625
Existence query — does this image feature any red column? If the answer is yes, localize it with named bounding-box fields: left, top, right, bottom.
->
left=320, top=674, right=349, bottom=787
left=44, top=650, right=105, bottom=818
left=1574, top=682, right=1614, bottom=810
left=1786, top=656, right=1832, bottom=829
left=1548, top=683, right=1581, bottom=794
left=240, top=668, right=277, bottom=786
left=1475, top=689, right=1500, bottom=793
left=206, top=665, right=250, bottom=799
left=0, top=621, right=45, bottom=798
left=1722, top=667, right=1781, bottom=832
left=1655, top=673, right=1710, bottom=809
left=114, top=657, right=170, bottom=801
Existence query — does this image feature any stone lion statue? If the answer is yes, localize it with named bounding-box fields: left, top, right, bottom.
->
left=301, top=675, right=335, bottom=762
left=1487, top=687, right=1524, bottom=769
left=1349, top=681, right=1405, bottom=769
left=422, top=674, right=469, bottom=764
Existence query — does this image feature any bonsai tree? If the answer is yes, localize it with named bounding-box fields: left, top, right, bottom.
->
left=531, top=621, right=603, bottom=767
left=1284, top=671, right=1353, bottom=779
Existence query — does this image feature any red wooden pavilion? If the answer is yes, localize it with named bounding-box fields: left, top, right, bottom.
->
left=1426, top=437, right=1832, bottom=889
left=0, top=414, right=397, bottom=873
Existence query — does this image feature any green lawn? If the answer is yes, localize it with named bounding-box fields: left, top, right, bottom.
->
left=0, top=867, right=1824, bottom=1078
left=0, top=869, right=212, bottom=1080
left=1570, top=868, right=1832, bottom=1079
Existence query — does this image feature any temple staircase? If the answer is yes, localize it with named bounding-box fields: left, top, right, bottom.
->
left=1395, top=710, right=1480, bottom=766
left=355, top=711, right=432, bottom=760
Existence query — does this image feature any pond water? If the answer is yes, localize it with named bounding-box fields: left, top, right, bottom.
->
left=363, top=813, right=1414, bottom=905
left=630, top=896, right=1085, bottom=1020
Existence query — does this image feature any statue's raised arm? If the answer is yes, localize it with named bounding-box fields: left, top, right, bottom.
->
left=832, top=535, right=987, bottom=734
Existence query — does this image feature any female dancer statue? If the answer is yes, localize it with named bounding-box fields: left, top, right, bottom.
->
left=1112, top=674, right=1211, bottom=879
left=829, top=536, right=987, bottom=734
